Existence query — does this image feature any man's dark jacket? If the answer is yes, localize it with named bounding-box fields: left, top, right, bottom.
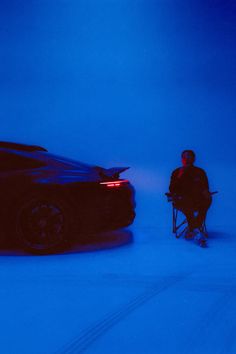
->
left=169, top=166, right=209, bottom=201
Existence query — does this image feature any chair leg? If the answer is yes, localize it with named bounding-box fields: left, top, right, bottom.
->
left=172, top=207, right=177, bottom=234
left=172, top=206, right=188, bottom=238
left=171, top=205, right=208, bottom=240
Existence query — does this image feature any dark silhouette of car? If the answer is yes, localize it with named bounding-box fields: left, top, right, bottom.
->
left=0, top=142, right=135, bottom=253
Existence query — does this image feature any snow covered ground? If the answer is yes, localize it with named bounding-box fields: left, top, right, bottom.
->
left=0, top=181, right=235, bottom=354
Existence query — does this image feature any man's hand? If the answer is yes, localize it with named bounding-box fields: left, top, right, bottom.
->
left=202, top=190, right=211, bottom=200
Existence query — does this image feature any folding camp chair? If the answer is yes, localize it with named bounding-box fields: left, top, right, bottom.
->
left=165, top=192, right=217, bottom=239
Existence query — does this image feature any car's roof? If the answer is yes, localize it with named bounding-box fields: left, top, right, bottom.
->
left=0, top=141, right=47, bottom=152
left=0, top=142, right=127, bottom=180
left=0, top=142, right=93, bottom=170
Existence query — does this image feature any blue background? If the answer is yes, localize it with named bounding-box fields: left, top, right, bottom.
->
left=1, top=3, right=236, bottom=353
left=1, top=0, right=235, bottom=221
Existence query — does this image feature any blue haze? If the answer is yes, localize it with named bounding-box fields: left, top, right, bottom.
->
left=1, top=0, right=235, bottom=227
left=0, top=2, right=236, bottom=354
left=1, top=0, right=235, bottom=165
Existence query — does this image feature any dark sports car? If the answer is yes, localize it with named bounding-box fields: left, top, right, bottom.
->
left=0, top=142, right=135, bottom=253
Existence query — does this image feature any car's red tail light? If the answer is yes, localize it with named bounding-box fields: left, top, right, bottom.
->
left=100, top=180, right=129, bottom=188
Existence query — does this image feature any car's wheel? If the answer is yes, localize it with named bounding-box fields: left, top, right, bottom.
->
left=16, top=194, right=73, bottom=254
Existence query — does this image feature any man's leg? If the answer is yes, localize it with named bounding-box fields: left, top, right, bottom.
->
left=194, top=197, right=212, bottom=229
left=181, top=209, right=195, bottom=231
left=174, top=199, right=195, bottom=232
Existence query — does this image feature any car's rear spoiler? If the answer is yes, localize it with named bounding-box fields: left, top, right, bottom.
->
left=95, top=166, right=129, bottom=179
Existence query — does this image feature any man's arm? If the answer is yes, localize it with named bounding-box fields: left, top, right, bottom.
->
left=169, top=168, right=182, bottom=194
left=200, top=169, right=211, bottom=199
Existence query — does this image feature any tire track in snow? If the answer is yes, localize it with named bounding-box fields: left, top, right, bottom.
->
left=56, top=274, right=189, bottom=354
left=187, top=287, right=236, bottom=354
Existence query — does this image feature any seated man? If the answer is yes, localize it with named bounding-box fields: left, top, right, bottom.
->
left=169, top=150, right=212, bottom=239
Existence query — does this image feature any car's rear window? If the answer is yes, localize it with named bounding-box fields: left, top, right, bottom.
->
left=0, top=151, right=46, bottom=171
left=38, top=152, right=92, bottom=170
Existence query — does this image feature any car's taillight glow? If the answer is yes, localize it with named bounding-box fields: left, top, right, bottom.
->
left=100, top=180, right=129, bottom=188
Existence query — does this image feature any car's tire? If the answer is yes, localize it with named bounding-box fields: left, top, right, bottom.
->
left=15, top=193, right=73, bottom=254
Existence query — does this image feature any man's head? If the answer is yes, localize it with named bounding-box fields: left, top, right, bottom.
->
left=181, top=150, right=195, bottom=167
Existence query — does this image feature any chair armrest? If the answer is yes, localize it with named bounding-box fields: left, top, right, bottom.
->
left=165, top=192, right=184, bottom=203
left=165, top=192, right=174, bottom=202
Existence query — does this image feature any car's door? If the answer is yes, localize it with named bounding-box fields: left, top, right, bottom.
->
left=0, top=150, right=45, bottom=205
